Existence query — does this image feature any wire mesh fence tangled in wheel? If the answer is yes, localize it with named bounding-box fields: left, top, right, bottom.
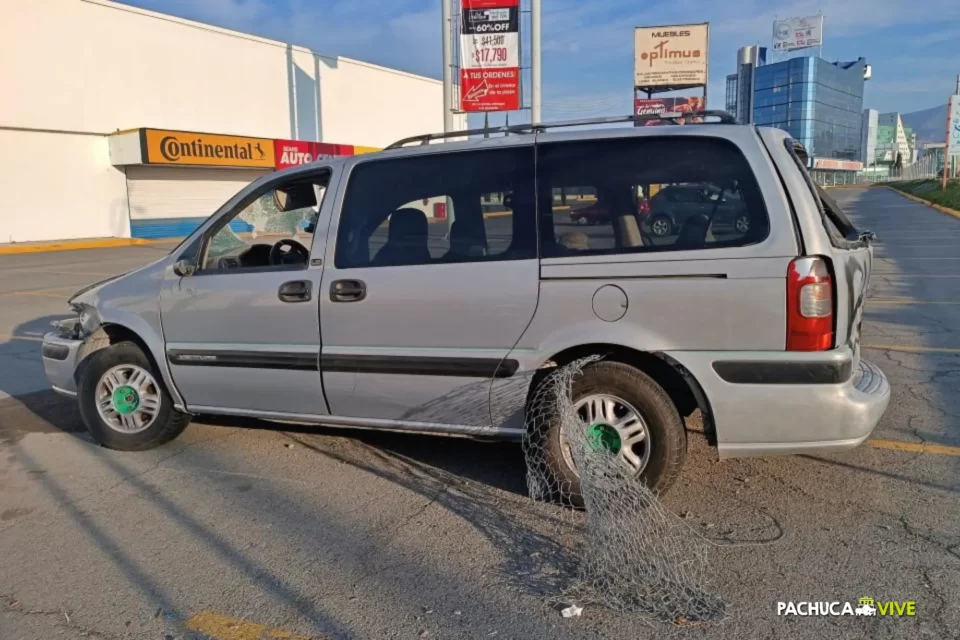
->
left=524, top=357, right=726, bottom=624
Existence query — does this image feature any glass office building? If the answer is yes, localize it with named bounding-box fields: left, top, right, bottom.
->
left=725, top=46, right=767, bottom=125
left=725, top=74, right=738, bottom=116
left=752, top=57, right=866, bottom=160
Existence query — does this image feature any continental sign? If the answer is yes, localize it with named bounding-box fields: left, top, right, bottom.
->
left=142, top=129, right=275, bottom=168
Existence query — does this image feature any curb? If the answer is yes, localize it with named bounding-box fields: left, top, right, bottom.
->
left=0, top=238, right=155, bottom=255
left=886, top=186, right=960, bottom=222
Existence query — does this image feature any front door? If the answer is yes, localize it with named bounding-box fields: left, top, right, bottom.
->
left=318, top=143, right=539, bottom=428
left=160, top=170, right=333, bottom=416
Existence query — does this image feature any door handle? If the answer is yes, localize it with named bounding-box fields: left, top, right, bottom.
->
left=330, top=279, right=366, bottom=302
left=278, top=280, right=312, bottom=303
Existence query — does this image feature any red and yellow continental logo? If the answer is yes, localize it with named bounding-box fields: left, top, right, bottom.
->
left=143, top=129, right=275, bottom=168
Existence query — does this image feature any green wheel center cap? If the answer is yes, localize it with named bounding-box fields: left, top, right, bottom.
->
left=112, top=386, right=140, bottom=415
left=586, top=422, right=621, bottom=454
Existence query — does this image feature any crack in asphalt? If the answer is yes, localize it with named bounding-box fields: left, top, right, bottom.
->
left=897, top=515, right=960, bottom=562
left=1, top=594, right=120, bottom=640
left=918, top=568, right=949, bottom=636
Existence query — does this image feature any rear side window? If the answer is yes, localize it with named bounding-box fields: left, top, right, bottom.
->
left=782, top=139, right=860, bottom=244
left=538, top=137, right=770, bottom=258
left=335, top=147, right=536, bottom=269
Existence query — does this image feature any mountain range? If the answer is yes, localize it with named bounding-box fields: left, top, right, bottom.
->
left=901, top=104, right=949, bottom=146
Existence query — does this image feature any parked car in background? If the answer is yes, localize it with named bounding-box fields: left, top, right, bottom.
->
left=569, top=195, right=650, bottom=226
left=645, top=183, right=752, bottom=237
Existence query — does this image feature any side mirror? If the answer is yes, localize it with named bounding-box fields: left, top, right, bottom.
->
left=273, top=189, right=289, bottom=212
left=173, top=259, right=196, bottom=277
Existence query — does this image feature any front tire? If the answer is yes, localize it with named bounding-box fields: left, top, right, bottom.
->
left=78, top=341, right=190, bottom=450
left=533, top=361, right=686, bottom=507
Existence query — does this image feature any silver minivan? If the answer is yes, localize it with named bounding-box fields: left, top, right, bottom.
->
left=42, top=114, right=889, bottom=498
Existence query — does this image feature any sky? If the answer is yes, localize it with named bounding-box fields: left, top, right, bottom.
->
left=119, top=0, right=959, bottom=123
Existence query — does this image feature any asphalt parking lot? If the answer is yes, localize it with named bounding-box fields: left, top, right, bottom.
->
left=1, top=187, right=959, bottom=639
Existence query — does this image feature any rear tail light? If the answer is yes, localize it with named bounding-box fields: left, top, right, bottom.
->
left=787, top=257, right=834, bottom=351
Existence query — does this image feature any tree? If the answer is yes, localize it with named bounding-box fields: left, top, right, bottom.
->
left=895, top=152, right=903, bottom=172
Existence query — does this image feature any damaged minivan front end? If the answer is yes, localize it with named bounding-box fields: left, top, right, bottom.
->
left=41, top=276, right=124, bottom=397
left=40, top=259, right=170, bottom=399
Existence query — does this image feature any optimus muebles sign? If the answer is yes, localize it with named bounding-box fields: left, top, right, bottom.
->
left=634, top=24, right=709, bottom=89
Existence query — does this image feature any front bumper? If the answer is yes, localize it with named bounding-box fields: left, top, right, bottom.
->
left=666, top=347, right=890, bottom=458
left=41, top=331, right=85, bottom=398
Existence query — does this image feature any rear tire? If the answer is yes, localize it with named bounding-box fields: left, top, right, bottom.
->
left=735, top=214, right=751, bottom=233
left=531, top=361, right=686, bottom=507
left=649, top=215, right=673, bottom=237
left=78, top=341, right=190, bottom=451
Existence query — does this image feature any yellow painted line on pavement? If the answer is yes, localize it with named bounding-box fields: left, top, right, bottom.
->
left=185, top=611, right=312, bottom=640
left=868, top=299, right=960, bottom=305
left=1, top=290, right=72, bottom=299
left=872, top=274, right=960, bottom=278
left=862, top=344, right=960, bottom=354
left=874, top=235, right=960, bottom=240
left=0, top=333, right=44, bottom=343
left=887, top=186, right=960, bottom=222
left=874, top=242, right=960, bottom=247
left=0, top=284, right=80, bottom=299
left=0, top=238, right=155, bottom=255
left=868, top=439, right=960, bottom=457
left=30, top=269, right=119, bottom=277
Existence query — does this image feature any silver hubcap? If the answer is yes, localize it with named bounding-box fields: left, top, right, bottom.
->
left=651, top=219, right=670, bottom=236
left=577, top=216, right=589, bottom=225
left=561, top=393, right=652, bottom=478
left=95, top=365, right=161, bottom=434
left=735, top=216, right=750, bottom=233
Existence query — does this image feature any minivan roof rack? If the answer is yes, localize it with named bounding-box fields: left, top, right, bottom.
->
left=385, top=110, right=737, bottom=150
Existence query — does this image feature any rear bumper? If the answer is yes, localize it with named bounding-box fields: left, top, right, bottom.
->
left=665, top=347, right=890, bottom=458
left=41, top=332, right=84, bottom=398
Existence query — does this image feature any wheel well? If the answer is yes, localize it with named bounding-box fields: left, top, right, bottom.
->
left=530, top=343, right=714, bottom=441
left=100, top=324, right=164, bottom=377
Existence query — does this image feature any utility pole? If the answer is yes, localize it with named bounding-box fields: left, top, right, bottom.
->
left=441, top=0, right=454, bottom=133
left=531, top=0, right=542, bottom=124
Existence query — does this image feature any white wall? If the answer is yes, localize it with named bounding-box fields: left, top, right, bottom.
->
left=0, top=0, right=451, bottom=242
left=861, top=109, right=878, bottom=166
left=0, top=0, right=447, bottom=143
left=318, top=57, right=453, bottom=148
left=0, top=130, right=129, bottom=243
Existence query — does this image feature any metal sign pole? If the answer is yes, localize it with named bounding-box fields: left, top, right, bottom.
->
left=442, top=0, right=454, bottom=133
left=531, top=0, right=542, bottom=124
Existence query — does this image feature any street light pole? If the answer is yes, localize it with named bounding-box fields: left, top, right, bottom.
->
left=530, top=0, right=542, bottom=124
left=441, top=0, right=454, bottom=133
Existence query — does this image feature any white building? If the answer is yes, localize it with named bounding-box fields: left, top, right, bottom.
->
left=0, top=0, right=464, bottom=243
left=876, top=112, right=914, bottom=167
left=860, top=109, right=878, bottom=166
